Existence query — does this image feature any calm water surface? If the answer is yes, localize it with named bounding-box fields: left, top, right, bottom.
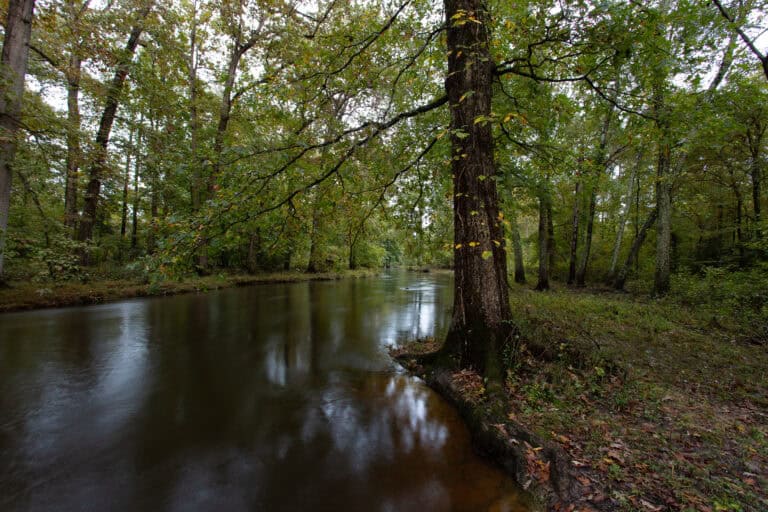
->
left=0, top=272, right=530, bottom=511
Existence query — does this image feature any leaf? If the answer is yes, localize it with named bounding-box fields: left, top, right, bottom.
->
left=458, top=90, right=475, bottom=102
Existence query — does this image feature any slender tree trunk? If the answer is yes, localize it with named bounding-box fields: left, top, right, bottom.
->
left=147, top=162, right=159, bottom=254
left=575, top=190, right=596, bottom=287
left=77, top=3, right=152, bottom=264
left=654, top=134, right=672, bottom=296
left=120, top=127, right=133, bottom=240
left=547, top=199, right=556, bottom=274
left=608, top=159, right=640, bottom=281
left=652, top=1, right=673, bottom=296
left=510, top=212, right=526, bottom=284
left=64, top=53, right=82, bottom=231
left=348, top=241, right=357, bottom=270
left=535, top=196, right=550, bottom=291
left=749, top=137, right=763, bottom=239
left=188, top=0, right=200, bottom=213
left=567, top=180, right=580, bottom=284
left=615, top=208, right=658, bottom=291
left=438, top=0, right=514, bottom=382
left=576, top=108, right=612, bottom=287
left=131, top=125, right=142, bottom=251
left=306, top=194, right=322, bottom=272
left=197, top=23, right=257, bottom=273
left=247, top=232, right=259, bottom=274
left=0, top=0, right=35, bottom=281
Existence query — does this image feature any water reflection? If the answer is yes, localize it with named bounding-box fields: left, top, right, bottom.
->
left=0, top=272, right=529, bottom=511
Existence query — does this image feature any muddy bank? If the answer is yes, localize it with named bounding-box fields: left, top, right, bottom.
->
left=396, top=357, right=607, bottom=512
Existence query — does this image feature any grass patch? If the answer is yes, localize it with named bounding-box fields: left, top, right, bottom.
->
left=503, top=284, right=768, bottom=511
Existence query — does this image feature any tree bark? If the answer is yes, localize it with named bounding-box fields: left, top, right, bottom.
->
left=120, top=127, right=133, bottom=240
left=77, top=2, right=153, bottom=264
left=746, top=124, right=764, bottom=239
left=64, top=52, right=82, bottom=231
left=535, top=195, right=550, bottom=291
left=608, top=158, right=640, bottom=281
left=576, top=108, right=612, bottom=287
left=131, top=123, right=142, bottom=252
left=0, top=0, right=35, bottom=281
left=306, top=197, right=322, bottom=272
left=615, top=208, right=658, bottom=291
left=567, top=179, right=580, bottom=284
left=510, top=212, right=526, bottom=284
left=437, top=0, right=514, bottom=382
left=575, top=189, right=596, bottom=287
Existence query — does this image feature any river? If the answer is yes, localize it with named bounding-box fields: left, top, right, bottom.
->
left=0, top=272, right=530, bottom=511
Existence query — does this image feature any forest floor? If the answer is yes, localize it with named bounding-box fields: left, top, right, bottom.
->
left=395, top=283, right=767, bottom=512
left=0, top=269, right=378, bottom=313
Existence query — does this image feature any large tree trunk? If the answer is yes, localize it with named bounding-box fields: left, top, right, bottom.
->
left=437, top=0, right=514, bottom=383
left=535, top=196, right=550, bottom=291
left=77, top=3, right=152, bottom=264
left=615, top=208, right=658, bottom=291
left=567, top=179, right=580, bottom=284
left=0, top=0, right=35, bottom=281
left=64, top=53, right=82, bottom=231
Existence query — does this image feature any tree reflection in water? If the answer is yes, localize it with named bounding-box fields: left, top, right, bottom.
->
left=0, top=272, right=530, bottom=512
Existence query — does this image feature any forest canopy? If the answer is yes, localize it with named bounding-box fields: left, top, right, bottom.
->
left=0, top=0, right=766, bottom=301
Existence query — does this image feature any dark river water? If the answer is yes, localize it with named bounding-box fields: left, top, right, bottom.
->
left=0, top=272, right=530, bottom=511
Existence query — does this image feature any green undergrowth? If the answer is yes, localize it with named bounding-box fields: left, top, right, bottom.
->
left=0, top=269, right=378, bottom=313
left=503, top=284, right=768, bottom=511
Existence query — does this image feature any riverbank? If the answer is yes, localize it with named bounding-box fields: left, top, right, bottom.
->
left=0, top=269, right=378, bottom=313
left=395, top=284, right=767, bottom=512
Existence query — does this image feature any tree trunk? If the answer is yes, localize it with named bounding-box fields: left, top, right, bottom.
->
left=654, top=135, right=672, bottom=296
left=615, top=208, right=658, bottom=291
left=64, top=53, right=82, bottom=231
left=567, top=180, right=580, bottom=284
left=0, top=0, right=35, bottom=281
left=547, top=198, right=556, bottom=274
left=575, top=189, right=596, bottom=287
left=747, top=127, right=763, bottom=239
left=437, top=0, right=514, bottom=383
left=120, top=127, right=133, bottom=240
left=510, top=212, right=526, bottom=284
left=247, top=232, right=259, bottom=274
left=131, top=125, right=142, bottom=252
left=608, top=158, right=640, bottom=281
left=576, top=108, right=612, bottom=287
left=77, top=3, right=152, bottom=264
left=652, top=2, right=673, bottom=296
left=306, top=201, right=321, bottom=273
left=535, top=196, right=550, bottom=291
